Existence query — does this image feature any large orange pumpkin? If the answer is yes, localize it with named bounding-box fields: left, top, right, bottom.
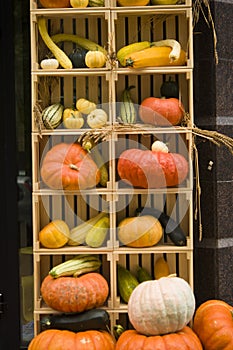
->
left=139, top=97, right=184, bottom=126
left=28, top=329, right=115, bottom=350
left=39, top=0, right=71, bottom=7
left=41, top=272, right=109, bottom=313
left=40, top=143, right=100, bottom=190
left=193, top=299, right=233, bottom=350
left=115, top=327, right=203, bottom=350
left=117, top=148, right=188, bottom=188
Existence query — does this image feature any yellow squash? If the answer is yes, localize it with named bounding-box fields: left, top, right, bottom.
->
left=125, top=46, right=187, bottom=68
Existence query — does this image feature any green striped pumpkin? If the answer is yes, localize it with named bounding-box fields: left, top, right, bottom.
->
left=42, top=103, right=63, bottom=129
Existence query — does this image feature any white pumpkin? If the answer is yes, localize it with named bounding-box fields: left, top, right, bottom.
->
left=151, top=140, right=169, bottom=153
left=87, top=108, right=108, bottom=129
left=40, top=58, right=59, bottom=70
left=128, top=276, right=195, bottom=336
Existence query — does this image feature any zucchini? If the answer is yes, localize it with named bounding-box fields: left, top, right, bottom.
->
left=135, top=207, right=186, bottom=246
left=117, top=264, right=139, bottom=303
left=116, top=41, right=151, bottom=67
left=136, top=265, right=153, bottom=283
left=41, top=308, right=110, bottom=332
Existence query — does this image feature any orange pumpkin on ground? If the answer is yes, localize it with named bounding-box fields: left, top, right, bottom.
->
left=40, top=143, right=100, bottom=190
left=139, top=97, right=184, bottom=126
left=41, top=272, right=109, bottom=313
left=115, top=327, right=203, bottom=350
left=117, top=148, right=188, bottom=188
left=193, top=299, right=233, bottom=350
left=28, top=329, right=115, bottom=350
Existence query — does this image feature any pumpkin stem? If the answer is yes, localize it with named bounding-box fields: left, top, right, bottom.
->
left=69, top=164, right=79, bottom=171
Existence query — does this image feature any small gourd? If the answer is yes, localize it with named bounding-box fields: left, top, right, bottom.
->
left=151, top=140, right=169, bottom=153
left=39, top=220, right=70, bottom=248
left=62, top=108, right=84, bottom=129
left=40, top=58, right=59, bottom=70
left=87, top=108, right=108, bottom=129
left=160, top=76, right=179, bottom=98
left=76, top=98, right=96, bottom=114
left=70, top=0, right=89, bottom=7
left=85, top=50, right=107, bottom=68
left=68, top=47, right=88, bottom=68
left=41, top=103, right=64, bottom=129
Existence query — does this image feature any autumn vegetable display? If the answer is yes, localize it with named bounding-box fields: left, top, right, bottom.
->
left=139, top=96, right=184, bottom=126
left=193, top=299, right=233, bottom=350
left=127, top=276, right=195, bottom=335
left=41, top=271, right=109, bottom=312
left=117, top=142, right=189, bottom=188
left=40, top=142, right=100, bottom=190
left=39, top=219, right=70, bottom=248
left=28, top=329, right=115, bottom=350
left=117, top=215, right=163, bottom=248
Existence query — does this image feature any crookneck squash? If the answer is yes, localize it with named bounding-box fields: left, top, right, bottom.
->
left=40, top=142, right=100, bottom=190
left=117, top=148, right=188, bottom=188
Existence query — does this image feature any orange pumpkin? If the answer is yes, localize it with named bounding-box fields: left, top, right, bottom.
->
left=115, top=327, right=203, bottom=350
left=139, top=97, right=184, bottom=126
left=41, top=272, right=109, bottom=313
left=117, top=148, right=188, bottom=188
left=39, top=0, right=71, bottom=7
left=193, top=299, right=233, bottom=350
left=29, top=329, right=115, bottom=350
left=40, top=143, right=100, bottom=190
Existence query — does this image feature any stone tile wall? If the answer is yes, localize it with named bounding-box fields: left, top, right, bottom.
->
left=193, top=0, right=233, bottom=306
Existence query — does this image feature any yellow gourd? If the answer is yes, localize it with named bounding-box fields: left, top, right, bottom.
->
left=154, top=257, right=170, bottom=279
left=76, top=98, right=96, bottom=114
left=62, top=108, right=84, bottom=129
left=85, top=50, right=107, bottom=68
left=39, top=220, right=70, bottom=248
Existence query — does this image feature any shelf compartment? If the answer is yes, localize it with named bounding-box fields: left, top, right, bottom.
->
left=31, top=74, right=112, bottom=132
left=112, top=131, right=193, bottom=190
left=112, top=191, right=192, bottom=249
left=113, top=251, right=193, bottom=309
left=32, top=192, right=113, bottom=251
left=33, top=252, right=113, bottom=312
left=111, top=8, right=193, bottom=69
left=31, top=134, right=113, bottom=191
left=111, top=71, right=194, bottom=125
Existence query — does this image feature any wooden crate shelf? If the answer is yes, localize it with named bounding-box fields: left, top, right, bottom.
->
left=30, top=0, right=195, bottom=338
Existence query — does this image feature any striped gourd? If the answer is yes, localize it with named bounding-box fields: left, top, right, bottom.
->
left=119, top=86, right=136, bottom=124
left=42, top=103, right=64, bottom=129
